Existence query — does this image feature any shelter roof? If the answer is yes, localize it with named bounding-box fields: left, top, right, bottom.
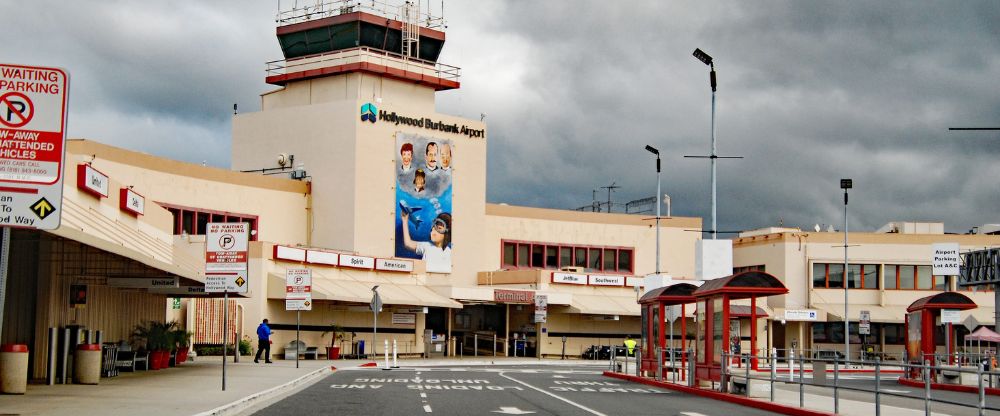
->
left=692, top=271, right=788, bottom=300
left=638, top=283, right=697, bottom=305
left=906, top=292, right=977, bottom=313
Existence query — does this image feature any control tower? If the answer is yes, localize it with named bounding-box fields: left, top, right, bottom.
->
left=232, top=1, right=485, bottom=261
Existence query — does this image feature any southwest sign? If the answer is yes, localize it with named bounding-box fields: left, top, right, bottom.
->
left=0, top=63, right=70, bottom=230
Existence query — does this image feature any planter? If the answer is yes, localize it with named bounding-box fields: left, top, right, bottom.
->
left=150, top=350, right=170, bottom=370
left=326, top=346, right=341, bottom=360
left=175, top=349, right=189, bottom=365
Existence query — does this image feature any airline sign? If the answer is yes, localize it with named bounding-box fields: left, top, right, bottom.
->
left=0, top=63, right=70, bottom=230
left=551, top=272, right=587, bottom=285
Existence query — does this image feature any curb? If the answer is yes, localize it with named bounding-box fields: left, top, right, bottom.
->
left=898, top=377, right=1000, bottom=396
left=192, top=366, right=334, bottom=416
left=603, top=371, right=834, bottom=416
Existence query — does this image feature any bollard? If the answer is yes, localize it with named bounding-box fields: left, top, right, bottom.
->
left=474, top=334, right=478, bottom=357
left=789, top=349, right=795, bottom=381
left=0, top=344, right=29, bottom=394
left=799, top=354, right=805, bottom=408
left=875, top=358, right=882, bottom=416
left=392, top=339, right=398, bottom=368
left=493, top=334, right=497, bottom=357
left=719, top=352, right=727, bottom=393
left=745, top=358, right=751, bottom=398
left=656, top=347, right=663, bottom=381
left=924, top=360, right=931, bottom=416
left=636, top=347, right=642, bottom=377
left=47, top=327, right=57, bottom=385
left=978, top=362, right=986, bottom=416
left=770, top=348, right=776, bottom=402
left=834, top=357, right=840, bottom=414
left=384, top=340, right=389, bottom=369
left=687, top=348, right=695, bottom=387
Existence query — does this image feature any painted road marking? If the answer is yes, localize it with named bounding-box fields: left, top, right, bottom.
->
left=881, top=389, right=911, bottom=394
left=499, top=372, right=608, bottom=416
left=420, top=393, right=427, bottom=398
left=680, top=412, right=708, bottom=416
left=423, top=404, right=433, bottom=413
left=491, top=406, right=536, bottom=414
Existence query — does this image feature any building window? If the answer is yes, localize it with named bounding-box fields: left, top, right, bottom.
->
left=883, top=324, right=905, bottom=345
left=812, top=263, right=878, bottom=289
left=885, top=264, right=946, bottom=290
left=160, top=202, right=258, bottom=241
left=734, top=265, right=765, bottom=274
left=499, top=240, right=635, bottom=274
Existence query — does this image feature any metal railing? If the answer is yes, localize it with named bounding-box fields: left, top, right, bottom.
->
left=265, top=46, right=461, bottom=83
left=716, top=349, right=998, bottom=416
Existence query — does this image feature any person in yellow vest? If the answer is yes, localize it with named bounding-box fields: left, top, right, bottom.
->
left=624, top=335, right=637, bottom=357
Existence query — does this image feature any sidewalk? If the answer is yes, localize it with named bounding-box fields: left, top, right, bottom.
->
left=0, top=356, right=359, bottom=416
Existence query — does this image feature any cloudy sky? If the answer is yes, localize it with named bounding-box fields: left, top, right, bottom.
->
left=4, top=1, right=998, bottom=235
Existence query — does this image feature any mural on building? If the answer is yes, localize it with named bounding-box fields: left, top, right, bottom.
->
left=395, top=132, right=453, bottom=273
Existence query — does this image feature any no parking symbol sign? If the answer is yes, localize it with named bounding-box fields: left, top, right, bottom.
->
left=0, top=63, right=70, bottom=230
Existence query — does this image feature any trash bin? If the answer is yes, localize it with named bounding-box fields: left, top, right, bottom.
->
left=356, top=340, right=365, bottom=357
left=812, top=359, right=827, bottom=385
left=74, top=344, right=102, bottom=385
left=1, top=344, right=29, bottom=394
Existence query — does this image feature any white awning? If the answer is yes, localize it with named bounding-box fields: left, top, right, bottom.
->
left=568, top=294, right=641, bottom=316
left=267, top=274, right=462, bottom=308
left=50, top=197, right=204, bottom=283
left=812, top=304, right=908, bottom=324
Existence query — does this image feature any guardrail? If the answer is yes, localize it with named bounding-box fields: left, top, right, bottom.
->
left=265, top=46, right=461, bottom=83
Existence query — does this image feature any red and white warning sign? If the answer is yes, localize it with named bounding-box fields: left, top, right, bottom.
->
left=0, top=63, right=70, bottom=230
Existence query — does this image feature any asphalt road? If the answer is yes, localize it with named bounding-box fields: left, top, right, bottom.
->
left=252, top=363, right=779, bottom=416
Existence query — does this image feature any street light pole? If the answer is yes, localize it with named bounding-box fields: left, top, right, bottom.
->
left=841, top=179, right=852, bottom=361
left=645, top=145, right=661, bottom=274
left=690, top=48, right=727, bottom=240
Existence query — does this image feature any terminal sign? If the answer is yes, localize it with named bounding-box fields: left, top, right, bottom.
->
left=0, top=63, right=70, bottom=230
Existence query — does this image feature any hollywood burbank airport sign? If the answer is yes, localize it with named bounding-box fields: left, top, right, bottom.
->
left=361, top=102, right=485, bottom=139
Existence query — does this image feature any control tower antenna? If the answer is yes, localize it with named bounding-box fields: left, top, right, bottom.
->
left=600, top=182, right=620, bottom=213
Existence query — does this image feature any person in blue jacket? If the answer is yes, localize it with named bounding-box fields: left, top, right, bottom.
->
left=254, top=319, right=274, bottom=363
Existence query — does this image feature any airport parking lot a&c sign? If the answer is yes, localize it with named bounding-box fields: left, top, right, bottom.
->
left=0, top=63, right=70, bottom=230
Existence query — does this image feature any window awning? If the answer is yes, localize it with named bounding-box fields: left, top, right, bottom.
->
left=568, top=294, right=641, bottom=316
left=267, top=274, right=462, bottom=308
left=812, top=304, right=908, bottom=324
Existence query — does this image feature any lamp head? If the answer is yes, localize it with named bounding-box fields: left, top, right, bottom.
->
left=645, top=145, right=659, bottom=155
left=840, top=179, right=853, bottom=190
left=693, top=48, right=713, bottom=66
left=371, top=285, right=379, bottom=292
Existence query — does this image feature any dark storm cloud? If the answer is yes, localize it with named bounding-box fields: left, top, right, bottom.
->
left=438, top=1, right=1000, bottom=234
left=4, top=1, right=997, bottom=233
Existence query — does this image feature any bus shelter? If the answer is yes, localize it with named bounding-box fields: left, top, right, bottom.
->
left=692, top=271, right=788, bottom=384
left=906, top=292, right=977, bottom=367
left=638, top=282, right=697, bottom=379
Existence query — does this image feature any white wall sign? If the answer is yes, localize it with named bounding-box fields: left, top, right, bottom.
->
left=107, top=277, right=178, bottom=289
left=285, top=268, right=312, bottom=295
left=339, top=254, right=375, bottom=269
left=306, top=249, right=338, bottom=265
left=119, top=187, right=145, bottom=216
left=941, top=309, right=962, bottom=324
left=206, top=222, right=249, bottom=272
left=551, top=272, right=587, bottom=285
left=783, top=310, right=819, bottom=321
left=77, top=163, right=109, bottom=198
left=274, top=245, right=306, bottom=262
left=932, top=243, right=961, bottom=276
left=376, top=258, right=414, bottom=273
left=395, top=307, right=428, bottom=314
left=588, top=274, right=625, bottom=286
left=205, top=271, right=249, bottom=294
left=0, top=63, right=70, bottom=230
left=392, top=313, right=416, bottom=326
left=534, top=294, right=548, bottom=323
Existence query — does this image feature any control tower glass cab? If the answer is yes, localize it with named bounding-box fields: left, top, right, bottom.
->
left=267, top=0, right=460, bottom=91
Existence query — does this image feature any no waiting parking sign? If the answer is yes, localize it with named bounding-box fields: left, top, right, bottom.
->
left=0, top=63, right=70, bottom=230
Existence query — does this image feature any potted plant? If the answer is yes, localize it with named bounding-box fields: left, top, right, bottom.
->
left=172, top=328, right=193, bottom=365
left=323, top=323, right=345, bottom=360
left=132, top=321, right=177, bottom=370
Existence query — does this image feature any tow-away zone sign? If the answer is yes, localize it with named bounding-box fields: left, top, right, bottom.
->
left=0, top=63, right=70, bottom=230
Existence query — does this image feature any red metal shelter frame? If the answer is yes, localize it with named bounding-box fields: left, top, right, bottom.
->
left=905, top=292, right=977, bottom=370
left=691, top=271, right=788, bottom=384
left=638, top=283, right=697, bottom=380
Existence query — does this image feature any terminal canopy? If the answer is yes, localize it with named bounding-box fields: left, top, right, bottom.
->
left=692, top=271, right=788, bottom=300
left=637, top=282, right=697, bottom=306
left=906, top=291, right=977, bottom=313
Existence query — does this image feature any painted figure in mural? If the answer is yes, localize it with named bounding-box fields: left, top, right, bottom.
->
left=400, top=142, right=413, bottom=173
left=400, top=210, right=452, bottom=273
left=425, top=142, right=439, bottom=171
left=439, top=142, right=452, bottom=172
left=413, top=168, right=426, bottom=194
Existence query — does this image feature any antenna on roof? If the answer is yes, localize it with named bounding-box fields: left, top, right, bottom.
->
left=600, top=182, right=620, bottom=213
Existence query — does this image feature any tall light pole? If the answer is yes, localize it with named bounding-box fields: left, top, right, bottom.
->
left=687, top=49, right=741, bottom=239
left=841, top=179, right=852, bottom=361
left=645, top=145, right=662, bottom=274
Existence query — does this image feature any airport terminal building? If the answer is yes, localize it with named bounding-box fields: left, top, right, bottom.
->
left=1, top=3, right=999, bottom=382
